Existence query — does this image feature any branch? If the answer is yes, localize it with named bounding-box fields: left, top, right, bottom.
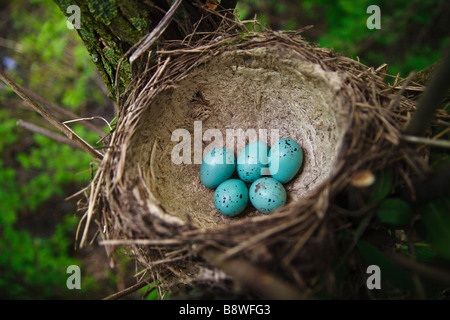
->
left=103, top=278, right=152, bottom=300
left=402, top=135, right=450, bottom=149
left=388, top=253, right=450, bottom=286
left=0, top=71, right=103, bottom=160
left=201, top=249, right=306, bottom=300
left=16, top=120, right=80, bottom=150
left=403, top=47, right=450, bottom=136
left=19, top=86, right=106, bottom=137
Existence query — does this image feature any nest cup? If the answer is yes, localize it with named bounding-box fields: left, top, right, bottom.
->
left=127, top=46, right=349, bottom=228
left=89, top=29, right=419, bottom=298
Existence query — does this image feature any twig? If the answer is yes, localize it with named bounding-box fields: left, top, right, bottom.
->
left=387, top=71, right=415, bottom=110
left=103, top=278, right=152, bottom=300
left=402, top=135, right=450, bottom=149
left=16, top=119, right=80, bottom=150
left=99, top=239, right=184, bottom=246
left=0, top=71, right=104, bottom=160
left=388, top=253, right=450, bottom=286
left=129, top=0, right=183, bottom=64
left=202, top=249, right=306, bottom=300
left=63, top=116, right=111, bottom=131
left=20, top=86, right=106, bottom=137
left=79, top=168, right=104, bottom=247
left=114, top=0, right=182, bottom=104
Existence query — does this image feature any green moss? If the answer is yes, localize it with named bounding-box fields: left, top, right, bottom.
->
left=130, top=17, right=148, bottom=32
left=88, top=0, right=118, bottom=26
left=79, top=28, right=96, bottom=44
left=101, top=56, right=114, bottom=85
left=102, top=46, right=119, bottom=65
left=55, top=0, right=69, bottom=11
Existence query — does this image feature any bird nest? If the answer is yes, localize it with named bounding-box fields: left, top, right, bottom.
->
left=78, top=24, right=425, bottom=299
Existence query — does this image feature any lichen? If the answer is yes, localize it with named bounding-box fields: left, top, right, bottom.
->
left=130, top=17, right=148, bottom=32
left=88, top=0, right=118, bottom=26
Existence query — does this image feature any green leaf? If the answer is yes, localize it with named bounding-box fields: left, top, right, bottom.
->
left=357, top=240, right=414, bottom=291
left=377, top=198, right=413, bottom=227
left=420, top=200, right=450, bottom=261
left=414, top=243, right=438, bottom=263
left=370, top=168, right=393, bottom=202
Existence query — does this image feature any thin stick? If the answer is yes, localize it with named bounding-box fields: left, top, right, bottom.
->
left=388, top=253, right=450, bottom=286
left=79, top=168, right=104, bottom=247
left=402, top=135, right=450, bottom=149
left=20, top=86, right=106, bottom=137
left=387, top=71, right=415, bottom=110
left=129, top=0, right=183, bottom=64
left=63, top=116, right=111, bottom=131
left=0, top=71, right=104, bottom=160
left=99, top=239, right=184, bottom=246
left=202, top=249, right=305, bottom=300
left=16, top=119, right=80, bottom=150
left=103, top=278, right=152, bottom=300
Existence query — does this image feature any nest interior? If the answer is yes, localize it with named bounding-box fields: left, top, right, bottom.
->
left=126, top=46, right=350, bottom=229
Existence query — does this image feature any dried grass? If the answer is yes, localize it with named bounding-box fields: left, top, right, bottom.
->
left=77, top=16, right=428, bottom=299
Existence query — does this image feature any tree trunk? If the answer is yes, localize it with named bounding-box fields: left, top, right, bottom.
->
left=53, top=0, right=237, bottom=100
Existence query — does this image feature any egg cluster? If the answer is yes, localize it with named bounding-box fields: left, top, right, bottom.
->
left=200, top=138, right=303, bottom=216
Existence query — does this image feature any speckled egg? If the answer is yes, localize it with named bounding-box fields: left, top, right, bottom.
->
left=269, top=138, right=303, bottom=184
left=249, top=177, right=287, bottom=214
left=200, top=147, right=236, bottom=188
left=237, top=141, right=269, bottom=183
left=214, top=179, right=249, bottom=216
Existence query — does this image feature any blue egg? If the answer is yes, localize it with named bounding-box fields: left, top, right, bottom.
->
left=269, top=138, right=303, bottom=184
left=249, top=177, right=286, bottom=214
left=214, top=179, right=249, bottom=216
left=237, top=141, right=269, bottom=183
left=200, top=147, right=236, bottom=188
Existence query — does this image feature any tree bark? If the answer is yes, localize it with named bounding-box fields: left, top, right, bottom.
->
left=53, top=0, right=236, bottom=100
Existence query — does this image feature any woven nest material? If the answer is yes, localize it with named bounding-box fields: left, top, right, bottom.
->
left=79, top=24, right=426, bottom=299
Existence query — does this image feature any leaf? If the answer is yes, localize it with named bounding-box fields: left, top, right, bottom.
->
left=357, top=240, right=414, bottom=291
left=370, top=168, right=393, bottom=202
left=377, top=198, right=413, bottom=227
left=421, top=200, right=450, bottom=261
left=414, top=243, right=438, bottom=263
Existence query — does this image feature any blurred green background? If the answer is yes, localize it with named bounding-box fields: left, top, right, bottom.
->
left=0, top=0, right=449, bottom=299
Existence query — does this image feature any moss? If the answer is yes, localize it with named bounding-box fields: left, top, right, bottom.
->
left=87, top=0, right=118, bottom=26
left=55, top=0, right=71, bottom=11
left=102, top=46, right=118, bottom=65
left=130, top=17, right=148, bottom=32
left=79, top=28, right=96, bottom=46
left=101, top=55, right=114, bottom=85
